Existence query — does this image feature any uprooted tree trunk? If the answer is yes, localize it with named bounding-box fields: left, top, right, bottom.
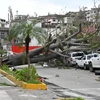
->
left=2, top=24, right=89, bottom=66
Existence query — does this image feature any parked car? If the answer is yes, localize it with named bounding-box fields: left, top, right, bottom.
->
left=89, top=53, right=100, bottom=72
left=75, top=54, right=94, bottom=70
left=65, top=52, right=84, bottom=67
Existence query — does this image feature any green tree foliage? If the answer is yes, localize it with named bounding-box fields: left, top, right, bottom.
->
left=9, top=21, right=48, bottom=45
left=84, top=32, right=100, bottom=50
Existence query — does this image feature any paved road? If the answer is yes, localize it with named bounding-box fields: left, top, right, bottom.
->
left=35, top=66, right=100, bottom=100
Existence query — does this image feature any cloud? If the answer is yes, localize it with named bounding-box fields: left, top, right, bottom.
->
left=0, top=0, right=100, bottom=20
left=11, top=0, right=63, bottom=16
left=0, top=0, right=63, bottom=20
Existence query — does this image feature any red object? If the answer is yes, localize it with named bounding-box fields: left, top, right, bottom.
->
left=37, top=77, right=44, bottom=82
left=70, top=58, right=73, bottom=61
left=12, top=45, right=41, bottom=53
left=82, top=24, right=96, bottom=34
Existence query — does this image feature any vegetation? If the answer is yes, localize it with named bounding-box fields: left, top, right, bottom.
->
left=1, top=64, right=14, bottom=75
left=1, top=64, right=41, bottom=84
left=1, top=64, right=9, bottom=70
left=9, top=21, right=47, bottom=45
left=0, top=49, right=7, bottom=57
left=83, top=32, right=100, bottom=50
left=15, top=65, right=41, bottom=84
left=60, top=97, right=84, bottom=100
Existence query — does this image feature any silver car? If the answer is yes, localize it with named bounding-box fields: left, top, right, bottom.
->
left=66, top=52, right=84, bottom=67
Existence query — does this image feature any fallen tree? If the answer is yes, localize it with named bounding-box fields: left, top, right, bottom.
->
left=2, top=24, right=90, bottom=66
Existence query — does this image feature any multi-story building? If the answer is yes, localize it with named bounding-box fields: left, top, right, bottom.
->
left=0, top=18, right=9, bottom=50
left=85, top=8, right=100, bottom=22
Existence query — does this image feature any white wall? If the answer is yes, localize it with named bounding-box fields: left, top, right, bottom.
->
left=29, top=38, right=41, bottom=46
left=0, top=19, right=7, bottom=27
left=63, top=17, right=74, bottom=24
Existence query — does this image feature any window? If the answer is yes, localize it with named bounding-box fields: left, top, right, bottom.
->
left=1, top=19, right=5, bottom=22
left=87, top=55, right=93, bottom=60
left=82, top=57, right=86, bottom=60
left=72, top=53, right=84, bottom=57
left=14, top=39, right=19, bottom=43
left=94, top=54, right=98, bottom=57
left=1, top=32, right=4, bottom=35
left=0, top=32, right=5, bottom=38
left=94, top=11, right=96, bottom=13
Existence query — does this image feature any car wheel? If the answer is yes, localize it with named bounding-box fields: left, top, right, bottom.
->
left=89, top=63, right=94, bottom=72
left=84, top=64, right=87, bottom=70
left=68, top=61, right=71, bottom=67
left=75, top=63, right=79, bottom=69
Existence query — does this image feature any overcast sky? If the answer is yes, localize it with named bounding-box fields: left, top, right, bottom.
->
left=0, top=0, right=100, bottom=20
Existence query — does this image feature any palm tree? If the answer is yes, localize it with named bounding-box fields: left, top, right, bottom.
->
left=9, top=21, right=47, bottom=68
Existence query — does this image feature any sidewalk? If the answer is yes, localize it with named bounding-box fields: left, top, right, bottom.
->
left=0, top=73, right=15, bottom=85
left=0, top=73, right=16, bottom=100
left=0, top=73, right=59, bottom=100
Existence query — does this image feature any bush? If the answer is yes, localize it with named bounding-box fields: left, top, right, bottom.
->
left=1, top=64, right=9, bottom=71
left=1, top=64, right=42, bottom=84
left=1, top=64, right=14, bottom=75
left=60, top=97, right=84, bottom=100
left=15, top=65, right=41, bottom=84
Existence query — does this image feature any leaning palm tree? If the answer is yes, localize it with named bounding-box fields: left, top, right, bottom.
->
left=9, top=20, right=48, bottom=68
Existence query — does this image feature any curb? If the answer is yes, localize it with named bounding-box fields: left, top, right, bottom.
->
left=58, top=98, right=82, bottom=100
left=58, top=98, right=74, bottom=100
left=0, top=69, right=47, bottom=90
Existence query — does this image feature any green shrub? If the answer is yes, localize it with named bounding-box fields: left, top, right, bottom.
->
left=15, top=65, right=41, bottom=84
left=1, top=64, right=15, bottom=75
left=60, top=97, right=84, bottom=100
left=1, top=64, right=42, bottom=84
left=74, top=97, right=84, bottom=100
left=1, top=64, right=9, bottom=71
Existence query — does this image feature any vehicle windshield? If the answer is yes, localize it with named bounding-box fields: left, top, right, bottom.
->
left=72, top=53, right=84, bottom=57
left=87, top=55, right=93, bottom=60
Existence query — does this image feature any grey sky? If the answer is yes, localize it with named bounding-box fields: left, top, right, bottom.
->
left=0, top=0, right=100, bottom=20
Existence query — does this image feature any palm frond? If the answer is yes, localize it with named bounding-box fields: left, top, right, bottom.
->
left=9, top=21, right=47, bottom=45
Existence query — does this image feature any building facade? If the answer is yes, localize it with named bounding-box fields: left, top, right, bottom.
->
left=0, top=18, right=9, bottom=50
left=86, top=8, right=100, bottom=22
